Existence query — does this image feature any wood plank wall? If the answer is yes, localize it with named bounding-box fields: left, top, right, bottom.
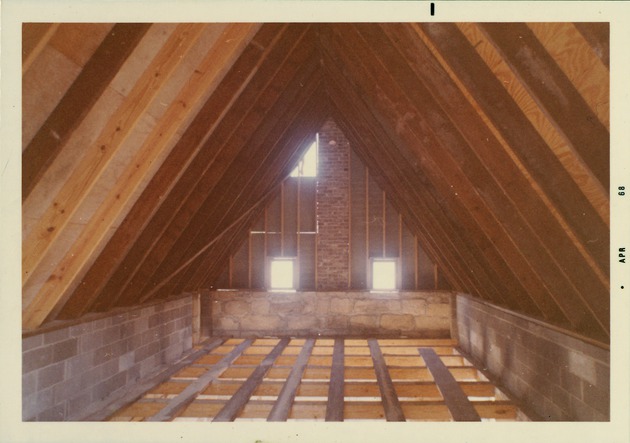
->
left=214, top=125, right=448, bottom=291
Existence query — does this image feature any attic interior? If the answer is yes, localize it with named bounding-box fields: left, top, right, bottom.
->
left=21, top=22, right=609, bottom=422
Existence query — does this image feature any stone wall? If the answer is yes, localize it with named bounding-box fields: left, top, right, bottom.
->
left=208, top=290, right=454, bottom=338
left=22, top=296, right=193, bottom=421
left=456, top=294, right=609, bottom=421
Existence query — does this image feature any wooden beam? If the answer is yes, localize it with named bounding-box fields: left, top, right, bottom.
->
left=22, top=23, right=151, bottom=200
left=267, top=338, right=315, bottom=421
left=86, top=338, right=224, bottom=421
left=418, top=23, right=610, bottom=338
left=213, top=338, right=289, bottom=422
left=419, top=23, right=609, bottom=278
left=42, top=24, right=259, bottom=325
left=57, top=24, right=286, bottom=319
left=186, top=94, right=329, bottom=293
left=479, top=23, right=609, bottom=190
left=418, top=348, right=481, bottom=421
left=22, top=23, right=60, bottom=74
left=22, top=24, right=206, bottom=328
left=573, top=22, right=609, bottom=69
left=378, top=23, right=610, bottom=324
left=326, top=338, right=345, bottom=422
left=352, top=23, right=582, bottom=321
left=321, top=27, right=525, bottom=311
left=130, top=40, right=322, bottom=305
left=368, top=339, right=405, bottom=421
left=93, top=25, right=313, bottom=311
left=147, top=338, right=253, bottom=421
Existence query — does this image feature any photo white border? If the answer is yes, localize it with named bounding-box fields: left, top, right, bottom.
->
left=1, top=1, right=628, bottom=442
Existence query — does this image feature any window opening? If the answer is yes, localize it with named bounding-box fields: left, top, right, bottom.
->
left=372, top=259, right=397, bottom=291
left=290, top=136, right=318, bottom=177
left=270, top=258, right=295, bottom=290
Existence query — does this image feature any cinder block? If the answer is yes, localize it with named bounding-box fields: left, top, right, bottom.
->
left=568, top=350, right=597, bottom=385
left=22, top=372, right=37, bottom=397
left=569, top=394, right=608, bottom=421
left=23, top=346, right=53, bottom=373
left=22, top=388, right=54, bottom=420
left=52, top=338, right=78, bottom=362
left=69, top=322, right=92, bottom=337
left=37, top=404, right=66, bottom=421
left=141, top=329, right=160, bottom=346
left=43, top=328, right=69, bottom=345
left=66, top=391, right=93, bottom=419
left=98, top=358, right=120, bottom=382
left=92, top=372, right=127, bottom=402
left=559, top=366, right=584, bottom=399
left=79, top=330, right=103, bottom=353
left=22, top=334, right=43, bottom=352
left=118, top=352, right=135, bottom=372
left=120, top=321, right=136, bottom=338
left=37, top=361, right=66, bottom=390
left=134, top=341, right=160, bottom=363
left=101, top=325, right=122, bottom=345
left=111, top=313, right=128, bottom=325
left=582, top=381, right=610, bottom=417
left=67, top=353, right=94, bottom=378
left=78, top=365, right=103, bottom=391
left=148, top=313, right=163, bottom=329
left=52, top=376, right=83, bottom=404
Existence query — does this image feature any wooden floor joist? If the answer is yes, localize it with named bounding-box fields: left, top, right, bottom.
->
left=108, top=338, right=528, bottom=422
left=325, top=338, right=345, bottom=422
left=213, top=338, right=289, bottom=422
left=147, top=338, right=253, bottom=421
left=368, top=339, right=405, bottom=421
left=267, top=338, right=315, bottom=421
left=419, top=347, right=481, bottom=421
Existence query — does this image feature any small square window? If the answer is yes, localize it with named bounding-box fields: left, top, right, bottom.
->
left=372, top=259, right=397, bottom=291
left=270, top=258, right=295, bottom=290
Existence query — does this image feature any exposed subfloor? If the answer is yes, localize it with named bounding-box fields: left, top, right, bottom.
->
left=107, top=337, right=530, bottom=422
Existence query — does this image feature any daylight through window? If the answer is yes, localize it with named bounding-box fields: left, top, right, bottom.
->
left=372, top=259, right=397, bottom=290
left=290, top=137, right=318, bottom=177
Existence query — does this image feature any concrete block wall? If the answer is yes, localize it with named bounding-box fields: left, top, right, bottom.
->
left=209, top=290, right=454, bottom=338
left=22, top=296, right=193, bottom=421
left=316, top=119, right=350, bottom=290
left=456, top=294, right=609, bottom=421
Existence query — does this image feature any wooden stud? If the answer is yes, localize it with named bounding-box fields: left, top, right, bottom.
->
left=419, top=348, right=481, bottom=421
